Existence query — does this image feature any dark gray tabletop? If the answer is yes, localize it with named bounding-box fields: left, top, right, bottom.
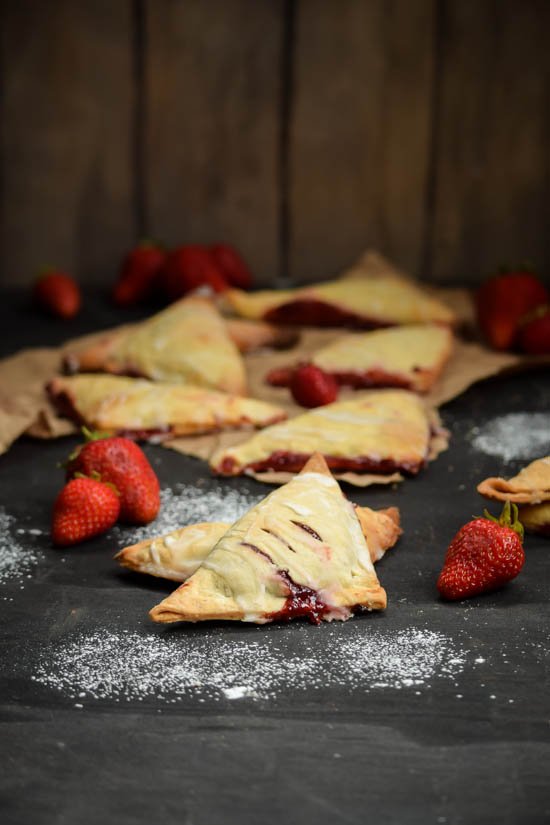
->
left=0, top=291, right=549, bottom=825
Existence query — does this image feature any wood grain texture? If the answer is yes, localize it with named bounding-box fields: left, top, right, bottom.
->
left=145, top=0, right=283, bottom=285
left=429, top=0, right=550, bottom=284
left=288, top=0, right=436, bottom=283
left=0, top=0, right=135, bottom=286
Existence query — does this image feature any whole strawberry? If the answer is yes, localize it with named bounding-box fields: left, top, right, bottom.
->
left=290, top=364, right=339, bottom=408
left=476, top=268, right=548, bottom=351
left=52, top=477, right=120, bottom=547
left=163, top=245, right=227, bottom=300
left=210, top=244, right=253, bottom=289
left=437, top=501, right=525, bottom=601
left=112, top=241, right=166, bottom=306
left=34, top=270, right=81, bottom=319
left=518, top=305, right=550, bottom=355
left=66, top=431, right=160, bottom=524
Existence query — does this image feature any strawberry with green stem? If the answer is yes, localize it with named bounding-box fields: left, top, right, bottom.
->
left=437, top=501, right=525, bottom=600
left=66, top=429, right=160, bottom=525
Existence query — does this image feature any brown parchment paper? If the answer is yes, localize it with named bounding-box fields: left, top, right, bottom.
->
left=0, top=249, right=547, bottom=487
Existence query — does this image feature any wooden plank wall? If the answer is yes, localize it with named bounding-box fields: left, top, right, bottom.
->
left=0, top=0, right=548, bottom=287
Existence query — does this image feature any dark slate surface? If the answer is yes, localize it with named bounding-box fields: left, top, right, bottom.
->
left=0, top=291, right=549, bottom=825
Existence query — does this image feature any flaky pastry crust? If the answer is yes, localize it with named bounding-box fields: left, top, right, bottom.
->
left=48, top=374, right=287, bottom=439
left=64, top=296, right=247, bottom=395
left=210, top=390, right=432, bottom=478
left=117, top=505, right=401, bottom=581
left=149, top=454, right=387, bottom=624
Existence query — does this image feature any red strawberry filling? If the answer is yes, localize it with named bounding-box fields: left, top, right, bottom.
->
left=216, top=451, right=425, bottom=476
left=264, top=299, right=391, bottom=329
left=266, top=365, right=416, bottom=391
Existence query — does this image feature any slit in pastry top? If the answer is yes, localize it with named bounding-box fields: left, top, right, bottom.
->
left=149, top=453, right=387, bottom=625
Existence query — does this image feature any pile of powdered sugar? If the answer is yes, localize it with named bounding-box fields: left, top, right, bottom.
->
left=30, top=625, right=467, bottom=703
left=0, top=508, right=43, bottom=587
left=115, top=483, right=263, bottom=545
left=469, top=412, right=549, bottom=463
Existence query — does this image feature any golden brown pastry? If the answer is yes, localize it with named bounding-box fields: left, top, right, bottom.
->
left=210, top=389, right=432, bottom=477
left=48, top=374, right=287, bottom=440
left=514, top=502, right=550, bottom=536
left=149, top=454, right=387, bottom=624
left=478, top=456, right=550, bottom=536
left=116, top=505, right=401, bottom=581
left=65, top=296, right=247, bottom=395
left=267, top=324, right=454, bottom=393
left=477, top=457, right=550, bottom=504
left=223, top=271, right=455, bottom=329
left=224, top=319, right=299, bottom=353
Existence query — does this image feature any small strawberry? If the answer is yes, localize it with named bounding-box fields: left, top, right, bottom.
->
left=66, top=430, right=160, bottom=524
left=290, top=364, right=339, bottom=408
left=476, top=268, right=548, bottom=351
left=517, top=305, right=550, bottom=355
left=163, top=245, right=228, bottom=300
left=437, top=501, right=525, bottom=601
left=112, top=241, right=166, bottom=306
left=33, top=270, right=81, bottom=319
left=52, top=477, right=120, bottom=547
left=210, top=244, right=253, bottom=289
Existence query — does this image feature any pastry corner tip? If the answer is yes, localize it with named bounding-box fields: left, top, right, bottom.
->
left=300, top=452, right=331, bottom=477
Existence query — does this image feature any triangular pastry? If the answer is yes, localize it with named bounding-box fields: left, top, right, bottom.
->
left=210, top=390, right=432, bottom=477
left=149, top=454, right=387, bottom=624
left=65, top=296, right=247, bottom=395
left=48, top=374, right=287, bottom=439
left=223, top=272, right=455, bottom=329
left=478, top=456, right=550, bottom=536
left=117, top=505, right=401, bottom=581
left=267, top=324, right=453, bottom=393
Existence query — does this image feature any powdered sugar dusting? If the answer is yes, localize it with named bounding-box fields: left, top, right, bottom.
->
left=30, top=626, right=467, bottom=703
left=115, top=483, right=263, bottom=545
left=469, top=413, right=549, bottom=463
left=0, top=508, right=43, bottom=586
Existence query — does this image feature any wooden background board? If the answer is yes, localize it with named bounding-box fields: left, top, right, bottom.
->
left=0, top=0, right=549, bottom=287
left=0, top=0, right=136, bottom=285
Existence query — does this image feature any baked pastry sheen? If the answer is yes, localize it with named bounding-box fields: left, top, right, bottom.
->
left=117, top=505, right=401, bottom=581
left=224, top=274, right=455, bottom=329
left=267, top=324, right=453, bottom=393
left=210, top=389, right=432, bottom=477
left=48, top=374, right=287, bottom=439
left=149, top=454, right=387, bottom=624
left=66, top=296, right=247, bottom=395
left=478, top=456, right=550, bottom=536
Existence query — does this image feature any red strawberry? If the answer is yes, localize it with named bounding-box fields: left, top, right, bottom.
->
left=112, top=241, right=166, bottom=306
left=66, top=431, right=160, bottom=524
left=163, top=245, right=228, bottom=300
left=34, top=270, right=81, bottom=319
left=210, top=244, right=253, bottom=289
left=476, top=269, right=548, bottom=351
left=52, top=477, right=120, bottom=547
left=290, top=364, right=339, bottom=408
left=517, top=305, right=550, bottom=355
left=437, top=501, right=525, bottom=601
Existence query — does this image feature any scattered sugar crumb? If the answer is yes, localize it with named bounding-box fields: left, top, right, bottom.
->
left=0, top=508, right=43, bottom=585
left=115, top=483, right=263, bottom=545
left=222, top=686, right=258, bottom=700
left=469, top=413, right=549, bottom=463
left=30, top=626, right=467, bottom=704
left=17, top=527, right=44, bottom=537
